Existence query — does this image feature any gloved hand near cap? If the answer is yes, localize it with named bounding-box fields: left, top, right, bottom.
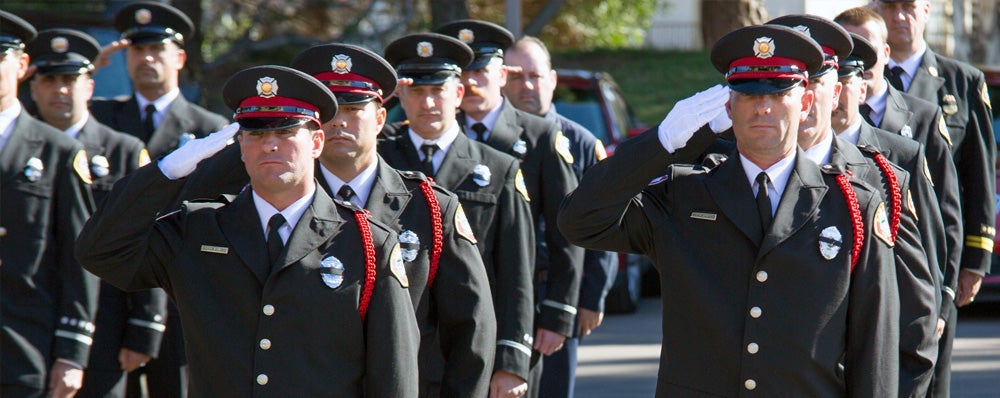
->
left=657, top=84, right=731, bottom=152
left=158, top=122, right=240, bottom=180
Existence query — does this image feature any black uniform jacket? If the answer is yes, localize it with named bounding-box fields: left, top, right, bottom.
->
left=379, top=130, right=536, bottom=380
left=880, top=85, right=964, bottom=312
left=831, top=135, right=937, bottom=398
left=75, top=165, right=419, bottom=397
left=1, top=110, right=98, bottom=389
left=545, top=109, right=617, bottom=314
left=90, top=95, right=228, bottom=158
left=559, top=129, right=900, bottom=397
left=903, top=49, right=996, bottom=277
left=460, top=100, right=583, bottom=336
left=75, top=116, right=168, bottom=366
left=317, top=160, right=497, bottom=398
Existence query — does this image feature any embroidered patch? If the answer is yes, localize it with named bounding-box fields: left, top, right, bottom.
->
left=73, top=150, right=92, bottom=184
left=138, top=149, right=151, bottom=167
left=922, top=157, right=934, bottom=186
left=937, top=115, right=952, bottom=147
left=514, top=169, right=530, bottom=202
left=906, top=189, right=917, bottom=220
left=455, top=204, right=477, bottom=243
left=389, top=243, right=409, bottom=288
left=873, top=201, right=894, bottom=246
left=555, top=131, right=574, bottom=164
left=818, top=226, right=842, bottom=260
left=594, top=139, right=607, bottom=161
left=982, top=81, right=992, bottom=109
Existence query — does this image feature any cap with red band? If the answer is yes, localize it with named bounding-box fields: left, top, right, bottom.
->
left=710, top=25, right=824, bottom=95
left=767, top=14, right=854, bottom=79
left=291, top=43, right=398, bottom=105
left=223, top=65, right=338, bottom=132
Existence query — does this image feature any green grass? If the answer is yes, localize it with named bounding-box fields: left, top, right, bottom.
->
left=552, top=49, right=722, bottom=126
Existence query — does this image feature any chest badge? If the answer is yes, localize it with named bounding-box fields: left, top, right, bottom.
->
left=319, top=256, right=346, bottom=289
left=472, top=164, right=491, bottom=187
left=818, top=226, right=842, bottom=260
left=398, top=230, right=420, bottom=262
left=900, top=125, right=913, bottom=138
left=512, top=139, right=527, bottom=157
left=90, top=155, right=110, bottom=178
left=24, top=157, right=44, bottom=182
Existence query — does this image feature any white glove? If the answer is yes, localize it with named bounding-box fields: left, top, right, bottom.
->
left=158, top=122, right=240, bottom=180
left=657, top=85, right=731, bottom=152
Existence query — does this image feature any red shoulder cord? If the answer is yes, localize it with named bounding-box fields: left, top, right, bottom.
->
left=835, top=174, right=865, bottom=273
left=419, top=180, right=444, bottom=289
left=354, top=209, right=377, bottom=321
left=870, top=153, right=901, bottom=242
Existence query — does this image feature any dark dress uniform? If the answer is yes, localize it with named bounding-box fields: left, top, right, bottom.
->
left=75, top=165, right=419, bottom=397
left=0, top=12, right=99, bottom=395
left=538, top=108, right=617, bottom=398
left=89, top=95, right=227, bottom=159
left=559, top=128, right=900, bottom=397
left=0, top=108, right=99, bottom=393
left=74, top=117, right=169, bottom=398
left=379, top=130, right=537, bottom=383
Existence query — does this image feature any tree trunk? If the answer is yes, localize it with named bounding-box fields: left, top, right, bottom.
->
left=431, top=0, right=470, bottom=27
left=700, top=0, right=768, bottom=48
left=523, top=0, right=567, bottom=37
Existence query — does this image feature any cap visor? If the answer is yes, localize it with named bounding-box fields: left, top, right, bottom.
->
left=36, top=64, right=90, bottom=75
left=465, top=55, right=495, bottom=71
left=728, top=78, right=803, bottom=95
left=237, top=117, right=310, bottom=132
left=126, top=33, right=177, bottom=46
left=334, top=93, right=379, bottom=105
left=400, top=70, right=459, bottom=86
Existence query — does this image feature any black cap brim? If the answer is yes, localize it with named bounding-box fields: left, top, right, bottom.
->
left=36, top=64, right=91, bottom=75
left=728, top=78, right=805, bottom=95
left=399, top=69, right=461, bottom=86
left=237, top=117, right=312, bottom=132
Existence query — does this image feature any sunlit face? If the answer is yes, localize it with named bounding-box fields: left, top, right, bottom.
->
left=841, top=21, right=891, bottom=96
left=0, top=50, right=29, bottom=110
left=503, top=44, right=557, bottom=116
left=125, top=41, right=185, bottom=92
left=398, top=78, right=464, bottom=140
left=832, top=73, right=867, bottom=133
left=460, top=58, right=506, bottom=118
left=319, top=100, right=386, bottom=166
left=799, top=72, right=842, bottom=146
left=877, top=0, right=930, bottom=51
left=727, top=86, right=812, bottom=162
left=238, top=124, right=324, bottom=195
left=30, top=73, right=94, bottom=128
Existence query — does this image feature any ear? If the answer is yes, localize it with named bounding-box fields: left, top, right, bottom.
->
left=375, top=104, right=387, bottom=130
left=497, top=62, right=508, bottom=88
left=84, top=76, right=96, bottom=98
left=800, top=89, right=814, bottom=121
left=832, top=81, right=843, bottom=106
left=859, top=79, right=868, bottom=101
left=455, top=81, right=465, bottom=102
left=175, top=47, right=187, bottom=69
left=311, top=128, right=325, bottom=158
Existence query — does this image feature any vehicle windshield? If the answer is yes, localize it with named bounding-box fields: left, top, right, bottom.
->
left=553, top=86, right=609, bottom=143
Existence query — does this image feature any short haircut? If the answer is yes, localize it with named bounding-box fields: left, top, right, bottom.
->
left=834, top=7, right=888, bottom=42
left=509, top=36, right=552, bottom=70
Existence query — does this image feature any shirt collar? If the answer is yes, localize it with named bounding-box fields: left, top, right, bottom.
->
left=740, top=150, right=796, bottom=199
left=63, top=113, right=90, bottom=139
left=409, top=123, right=461, bottom=155
left=887, top=43, right=926, bottom=81
left=866, top=81, right=889, bottom=126
left=464, top=97, right=505, bottom=139
left=252, top=186, right=315, bottom=242
left=836, top=121, right=863, bottom=146
left=0, top=101, right=22, bottom=140
left=136, top=88, right=181, bottom=114
left=319, top=156, right=379, bottom=208
left=801, top=131, right=835, bottom=166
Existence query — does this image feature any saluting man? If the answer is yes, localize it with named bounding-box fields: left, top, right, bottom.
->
left=559, top=25, right=900, bottom=396
left=380, top=33, right=537, bottom=398
left=75, top=65, right=419, bottom=397
left=435, top=21, right=583, bottom=398
left=24, top=28, right=169, bottom=398
left=0, top=10, right=98, bottom=398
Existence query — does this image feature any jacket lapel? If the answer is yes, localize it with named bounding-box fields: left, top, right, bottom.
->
left=77, top=119, right=106, bottom=156
left=147, top=96, right=188, bottom=156
left=366, top=159, right=411, bottom=226
left=0, top=114, right=44, bottom=189
left=117, top=97, right=144, bottom=140
left=434, top=134, right=478, bottom=189
left=483, top=102, right=522, bottom=152
left=907, top=50, right=945, bottom=100
left=219, top=191, right=271, bottom=284
left=705, top=154, right=764, bottom=245
left=277, top=187, right=343, bottom=271
left=757, top=151, right=828, bottom=260
left=857, top=123, right=891, bottom=158
left=880, top=87, right=913, bottom=133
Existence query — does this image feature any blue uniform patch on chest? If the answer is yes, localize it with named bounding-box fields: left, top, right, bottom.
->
left=320, top=256, right=345, bottom=288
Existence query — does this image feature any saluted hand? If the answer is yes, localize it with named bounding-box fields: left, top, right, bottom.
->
left=657, top=84, right=732, bottom=152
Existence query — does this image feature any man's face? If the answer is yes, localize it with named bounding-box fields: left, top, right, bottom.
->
left=503, top=45, right=557, bottom=116
left=832, top=73, right=867, bottom=133
left=0, top=50, right=29, bottom=109
left=125, top=41, right=185, bottom=92
left=842, top=21, right=891, bottom=89
left=727, top=87, right=812, bottom=160
left=238, top=124, right=324, bottom=195
left=320, top=100, right=386, bottom=166
left=799, top=72, right=842, bottom=143
left=460, top=58, right=506, bottom=117
left=877, top=0, right=930, bottom=50
left=398, top=78, right=464, bottom=139
left=30, top=73, right=94, bottom=127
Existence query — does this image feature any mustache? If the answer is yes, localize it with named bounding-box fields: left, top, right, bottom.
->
left=465, top=85, right=486, bottom=97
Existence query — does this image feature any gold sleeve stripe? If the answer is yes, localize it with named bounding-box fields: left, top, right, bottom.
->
left=964, top=235, right=994, bottom=252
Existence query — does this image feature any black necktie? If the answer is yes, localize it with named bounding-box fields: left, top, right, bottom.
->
left=755, top=172, right=772, bottom=233
left=420, top=144, right=438, bottom=176
left=143, top=104, right=157, bottom=139
left=471, top=123, right=488, bottom=142
left=859, top=103, right=874, bottom=125
left=337, top=184, right=356, bottom=203
left=266, top=214, right=286, bottom=267
left=886, top=66, right=905, bottom=91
